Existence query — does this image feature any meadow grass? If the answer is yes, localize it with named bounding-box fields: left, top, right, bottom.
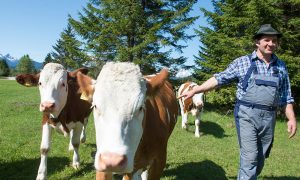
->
left=0, top=79, right=299, bottom=180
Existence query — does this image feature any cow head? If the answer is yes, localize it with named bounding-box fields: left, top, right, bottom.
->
left=16, top=63, right=88, bottom=119
left=77, top=62, right=168, bottom=173
left=188, top=85, right=204, bottom=109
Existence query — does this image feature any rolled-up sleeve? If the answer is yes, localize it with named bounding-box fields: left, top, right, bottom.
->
left=279, top=68, right=294, bottom=106
left=214, top=59, right=239, bottom=87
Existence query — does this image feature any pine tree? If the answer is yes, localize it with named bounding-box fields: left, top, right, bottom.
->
left=43, top=53, right=55, bottom=66
left=16, top=55, right=35, bottom=74
left=69, top=0, right=197, bottom=74
left=194, top=0, right=300, bottom=108
left=0, top=58, right=10, bottom=76
left=52, top=24, right=89, bottom=70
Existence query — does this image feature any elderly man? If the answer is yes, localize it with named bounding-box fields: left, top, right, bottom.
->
left=178, top=24, right=297, bottom=180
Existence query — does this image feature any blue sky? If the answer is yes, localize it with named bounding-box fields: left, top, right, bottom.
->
left=0, top=1, right=213, bottom=65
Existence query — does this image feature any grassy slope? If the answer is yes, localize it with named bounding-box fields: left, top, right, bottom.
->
left=0, top=80, right=299, bottom=179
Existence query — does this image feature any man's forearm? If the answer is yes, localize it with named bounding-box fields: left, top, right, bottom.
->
left=193, top=76, right=218, bottom=94
left=285, top=103, right=296, bottom=121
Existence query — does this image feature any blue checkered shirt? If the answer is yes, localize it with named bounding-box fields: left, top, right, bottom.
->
left=214, top=51, right=294, bottom=106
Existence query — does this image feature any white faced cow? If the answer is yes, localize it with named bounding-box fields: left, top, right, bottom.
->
left=16, top=63, right=92, bottom=180
left=178, top=82, right=204, bottom=137
left=77, top=62, right=178, bottom=180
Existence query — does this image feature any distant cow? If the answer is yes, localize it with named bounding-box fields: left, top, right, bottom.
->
left=16, top=63, right=92, bottom=180
left=178, top=82, right=204, bottom=137
left=77, top=62, right=178, bottom=179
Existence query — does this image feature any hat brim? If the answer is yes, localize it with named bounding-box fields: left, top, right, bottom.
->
left=253, top=33, right=282, bottom=39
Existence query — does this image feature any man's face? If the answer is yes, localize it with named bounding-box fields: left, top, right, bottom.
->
left=256, top=35, right=279, bottom=56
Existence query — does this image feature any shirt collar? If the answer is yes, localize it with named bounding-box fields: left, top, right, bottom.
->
left=251, top=50, right=278, bottom=64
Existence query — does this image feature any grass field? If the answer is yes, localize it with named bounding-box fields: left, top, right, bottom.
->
left=0, top=79, right=299, bottom=180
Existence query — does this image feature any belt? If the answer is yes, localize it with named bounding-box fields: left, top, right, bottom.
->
left=237, top=100, right=277, bottom=111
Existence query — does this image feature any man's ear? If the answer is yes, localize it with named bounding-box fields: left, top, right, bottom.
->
left=15, top=73, right=40, bottom=87
left=76, top=71, right=95, bottom=102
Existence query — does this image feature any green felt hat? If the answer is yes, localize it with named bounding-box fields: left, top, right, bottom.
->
left=253, top=24, right=282, bottom=39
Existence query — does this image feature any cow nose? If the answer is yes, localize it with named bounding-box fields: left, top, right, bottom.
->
left=40, top=102, right=55, bottom=112
left=98, top=152, right=127, bottom=172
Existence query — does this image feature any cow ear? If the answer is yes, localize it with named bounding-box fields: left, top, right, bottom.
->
left=15, top=73, right=40, bottom=87
left=145, top=68, right=169, bottom=96
left=69, top=67, right=89, bottom=77
left=76, top=71, right=95, bottom=102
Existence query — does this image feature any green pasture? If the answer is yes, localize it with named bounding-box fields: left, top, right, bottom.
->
left=0, top=79, right=299, bottom=179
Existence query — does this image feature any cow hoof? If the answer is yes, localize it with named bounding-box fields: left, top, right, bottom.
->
left=36, top=174, right=46, bottom=180
left=195, top=134, right=200, bottom=138
left=182, top=125, right=188, bottom=130
left=72, top=162, right=80, bottom=170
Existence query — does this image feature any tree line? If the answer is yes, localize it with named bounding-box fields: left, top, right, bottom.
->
left=1, top=0, right=299, bottom=108
left=0, top=54, right=37, bottom=76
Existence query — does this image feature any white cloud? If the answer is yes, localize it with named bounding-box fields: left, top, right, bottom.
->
left=175, top=69, right=192, bottom=78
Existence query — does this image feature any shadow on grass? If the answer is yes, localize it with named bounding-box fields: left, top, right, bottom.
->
left=228, top=176, right=300, bottom=180
left=67, top=161, right=95, bottom=179
left=163, top=160, right=227, bottom=180
left=0, top=157, right=68, bottom=179
left=186, top=120, right=227, bottom=138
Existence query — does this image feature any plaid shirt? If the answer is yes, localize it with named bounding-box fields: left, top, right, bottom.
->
left=214, top=50, right=294, bottom=106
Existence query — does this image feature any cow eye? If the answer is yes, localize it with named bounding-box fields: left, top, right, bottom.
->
left=62, top=83, right=65, bottom=87
left=38, top=82, right=42, bottom=86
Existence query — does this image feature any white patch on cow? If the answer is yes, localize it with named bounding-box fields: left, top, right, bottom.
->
left=38, top=63, right=68, bottom=118
left=93, top=62, right=147, bottom=172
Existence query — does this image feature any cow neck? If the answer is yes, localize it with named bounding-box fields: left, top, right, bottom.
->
left=48, top=106, right=70, bottom=134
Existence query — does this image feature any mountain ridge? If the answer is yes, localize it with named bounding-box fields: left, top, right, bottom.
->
left=0, top=53, right=43, bottom=70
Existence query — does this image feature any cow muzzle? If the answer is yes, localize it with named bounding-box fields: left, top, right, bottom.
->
left=97, top=152, right=128, bottom=173
left=195, top=102, right=203, bottom=109
left=40, top=101, right=55, bottom=112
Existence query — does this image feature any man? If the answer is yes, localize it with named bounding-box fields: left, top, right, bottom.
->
left=178, top=24, right=297, bottom=179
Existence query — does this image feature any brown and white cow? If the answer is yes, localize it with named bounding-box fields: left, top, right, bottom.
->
left=178, top=82, right=204, bottom=137
left=16, top=63, right=93, bottom=180
left=77, top=62, right=178, bottom=180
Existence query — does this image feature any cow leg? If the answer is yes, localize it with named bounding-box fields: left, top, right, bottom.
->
left=147, top=152, right=167, bottom=180
left=178, top=99, right=188, bottom=129
left=181, top=112, right=188, bottom=130
left=37, top=123, right=52, bottom=180
left=127, top=169, right=146, bottom=180
left=194, top=111, right=202, bottom=137
left=80, top=117, right=88, bottom=143
left=96, top=171, right=113, bottom=180
left=71, top=123, right=83, bottom=169
left=69, top=129, right=74, bottom=151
